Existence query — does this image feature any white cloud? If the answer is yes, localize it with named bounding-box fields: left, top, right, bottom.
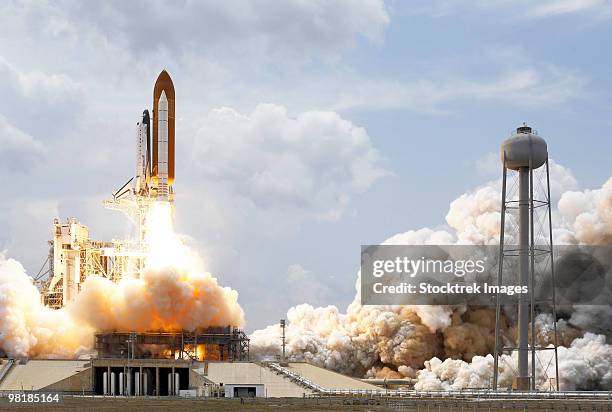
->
left=3, top=62, right=81, bottom=104
left=0, top=58, right=83, bottom=138
left=0, top=199, right=59, bottom=272
left=319, top=64, right=585, bottom=112
left=0, top=2, right=586, bottom=119
left=474, top=152, right=500, bottom=176
left=189, top=103, right=388, bottom=221
left=0, top=115, right=43, bottom=152
left=0, top=114, right=45, bottom=171
left=16, top=1, right=389, bottom=62
left=0, top=57, right=81, bottom=105
left=527, top=0, right=612, bottom=18
left=286, top=264, right=335, bottom=307
left=400, top=0, right=612, bottom=20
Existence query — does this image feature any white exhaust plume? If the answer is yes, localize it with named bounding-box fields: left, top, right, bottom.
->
left=251, top=165, right=612, bottom=390
left=414, top=333, right=612, bottom=391
left=0, top=255, right=90, bottom=358
left=559, top=177, right=612, bottom=334
left=558, top=177, right=612, bottom=245
left=0, top=203, right=244, bottom=358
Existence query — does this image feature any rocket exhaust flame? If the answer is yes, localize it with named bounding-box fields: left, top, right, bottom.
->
left=145, top=202, right=189, bottom=270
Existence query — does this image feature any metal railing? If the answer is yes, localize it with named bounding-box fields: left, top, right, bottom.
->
left=266, top=364, right=611, bottom=401
left=0, top=360, right=14, bottom=385
left=267, top=363, right=325, bottom=392
left=308, top=388, right=612, bottom=400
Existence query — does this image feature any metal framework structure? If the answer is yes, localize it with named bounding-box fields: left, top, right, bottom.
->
left=39, top=218, right=146, bottom=309
left=104, top=195, right=157, bottom=247
left=94, top=327, right=250, bottom=362
left=493, top=126, right=559, bottom=391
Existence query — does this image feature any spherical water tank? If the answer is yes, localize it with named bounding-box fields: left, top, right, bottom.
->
left=501, top=124, right=547, bottom=170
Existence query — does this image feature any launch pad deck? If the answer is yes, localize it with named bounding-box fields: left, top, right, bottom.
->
left=94, top=328, right=249, bottom=362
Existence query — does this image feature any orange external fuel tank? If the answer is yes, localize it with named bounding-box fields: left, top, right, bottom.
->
left=152, top=70, right=175, bottom=188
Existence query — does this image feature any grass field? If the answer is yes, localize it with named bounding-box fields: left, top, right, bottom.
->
left=0, top=396, right=610, bottom=411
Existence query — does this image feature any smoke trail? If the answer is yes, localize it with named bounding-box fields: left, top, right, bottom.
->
left=0, top=203, right=244, bottom=358
left=250, top=166, right=612, bottom=390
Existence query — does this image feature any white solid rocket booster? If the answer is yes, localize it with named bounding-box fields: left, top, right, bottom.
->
left=135, top=123, right=148, bottom=194
left=157, top=90, right=169, bottom=201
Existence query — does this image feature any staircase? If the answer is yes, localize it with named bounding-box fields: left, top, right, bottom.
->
left=267, top=363, right=325, bottom=393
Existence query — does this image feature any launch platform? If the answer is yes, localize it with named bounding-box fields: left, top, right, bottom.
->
left=94, top=327, right=249, bottom=362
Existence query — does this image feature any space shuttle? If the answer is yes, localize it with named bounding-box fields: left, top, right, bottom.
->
left=134, top=110, right=151, bottom=195
left=110, top=70, right=175, bottom=204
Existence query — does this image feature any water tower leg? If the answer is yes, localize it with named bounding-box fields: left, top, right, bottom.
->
left=515, top=167, right=530, bottom=390
left=493, top=162, right=508, bottom=390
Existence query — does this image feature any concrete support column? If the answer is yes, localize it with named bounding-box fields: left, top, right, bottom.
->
left=171, top=366, right=175, bottom=396
left=156, top=367, right=160, bottom=396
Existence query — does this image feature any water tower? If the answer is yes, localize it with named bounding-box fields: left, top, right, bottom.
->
left=492, top=124, right=560, bottom=391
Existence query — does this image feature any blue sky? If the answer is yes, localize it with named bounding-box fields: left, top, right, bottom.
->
left=1, top=0, right=611, bottom=331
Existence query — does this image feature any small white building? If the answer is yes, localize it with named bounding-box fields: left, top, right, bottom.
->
left=223, top=383, right=265, bottom=398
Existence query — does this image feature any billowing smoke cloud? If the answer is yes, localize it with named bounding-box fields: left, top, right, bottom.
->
left=0, top=255, right=243, bottom=358
left=415, top=333, right=612, bottom=391
left=0, top=204, right=244, bottom=358
left=69, top=266, right=243, bottom=333
left=558, top=177, right=612, bottom=334
left=0, top=254, right=90, bottom=358
left=251, top=165, right=612, bottom=390
left=558, top=177, right=612, bottom=245
left=250, top=303, right=444, bottom=377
